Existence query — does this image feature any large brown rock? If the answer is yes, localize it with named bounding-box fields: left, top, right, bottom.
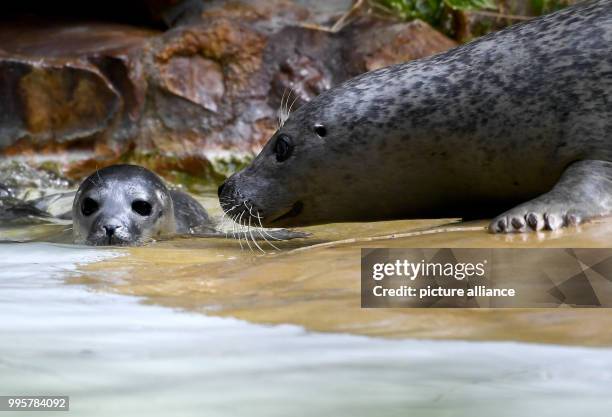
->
left=137, top=0, right=457, bottom=164
left=0, top=1, right=457, bottom=182
left=0, top=21, right=156, bottom=156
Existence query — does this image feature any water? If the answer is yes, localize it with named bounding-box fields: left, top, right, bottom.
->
left=2, top=191, right=612, bottom=415
left=1, top=242, right=612, bottom=416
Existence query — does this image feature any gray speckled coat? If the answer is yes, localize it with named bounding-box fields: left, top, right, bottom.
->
left=221, top=0, right=612, bottom=233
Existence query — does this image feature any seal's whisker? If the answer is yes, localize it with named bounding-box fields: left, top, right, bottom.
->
left=284, top=89, right=291, bottom=120
left=235, top=214, right=245, bottom=250
left=219, top=207, right=230, bottom=230
left=220, top=211, right=231, bottom=239
left=256, top=228, right=278, bottom=251
left=246, top=218, right=257, bottom=253
left=87, top=163, right=103, bottom=187
left=247, top=203, right=279, bottom=251
left=96, top=168, right=103, bottom=186
left=278, top=87, right=288, bottom=128
left=255, top=213, right=281, bottom=250
left=287, top=90, right=299, bottom=116
left=237, top=211, right=251, bottom=252
left=236, top=218, right=245, bottom=250
left=244, top=229, right=254, bottom=253
left=219, top=211, right=230, bottom=235
left=254, top=212, right=284, bottom=242
left=243, top=228, right=254, bottom=252
left=278, top=88, right=285, bottom=127
left=278, top=87, right=297, bottom=128
left=281, top=89, right=288, bottom=127
left=256, top=225, right=280, bottom=251
left=219, top=203, right=239, bottom=234
left=87, top=166, right=101, bottom=187
left=231, top=213, right=238, bottom=241
left=230, top=213, right=241, bottom=247
left=222, top=203, right=240, bottom=223
left=234, top=211, right=244, bottom=249
left=246, top=204, right=266, bottom=254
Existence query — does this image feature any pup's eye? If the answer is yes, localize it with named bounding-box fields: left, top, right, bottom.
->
left=274, top=134, right=293, bottom=162
left=314, top=124, right=327, bottom=137
left=81, top=197, right=99, bottom=216
left=132, top=200, right=152, bottom=216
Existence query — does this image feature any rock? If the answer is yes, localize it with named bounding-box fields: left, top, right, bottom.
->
left=0, top=21, right=157, bottom=155
left=0, top=59, right=118, bottom=147
left=355, top=20, right=457, bottom=72
left=0, top=160, right=72, bottom=200
left=0, top=183, right=11, bottom=198
left=138, top=2, right=457, bottom=158
left=0, top=195, right=50, bottom=223
left=0, top=1, right=457, bottom=184
left=159, top=55, right=225, bottom=113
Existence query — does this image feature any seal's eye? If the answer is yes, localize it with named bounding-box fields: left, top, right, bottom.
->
left=274, top=134, right=293, bottom=162
left=81, top=197, right=99, bottom=217
left=314, top=124, right=327, bottom=137
left=132, top=200, right=152, bottom=217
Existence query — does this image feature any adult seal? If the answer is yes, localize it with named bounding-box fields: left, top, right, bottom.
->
left=73, top=164, right=213, bottom=245
left=218, top=0, right=612, bottom=233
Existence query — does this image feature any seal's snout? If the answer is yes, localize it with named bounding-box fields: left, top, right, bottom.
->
left=103, top=223, right=122, bottom=245
left=88, top=218, right=130, bottom=246
left=103, top=224, right=120, bottom=237
left=218, top=175, right=236, bottom=200
left=218, top=176, right=245, bottom=212
left=218, top=176, right=263, bottom=226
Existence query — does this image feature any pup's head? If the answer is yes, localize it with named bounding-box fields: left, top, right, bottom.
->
left=72, top=165, right=176, bottom=246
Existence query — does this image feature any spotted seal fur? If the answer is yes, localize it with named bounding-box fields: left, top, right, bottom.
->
left=218, top=0, right=612, bottom=233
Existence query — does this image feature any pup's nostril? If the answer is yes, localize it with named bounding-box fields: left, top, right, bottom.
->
left=103, top=225, right=119, bottom=237
left=217, top=181, right=226, bottom=197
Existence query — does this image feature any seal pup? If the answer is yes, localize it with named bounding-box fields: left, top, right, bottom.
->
left=73, top=164, right=305, bottom=246
left=72, top=165, right=212, bottom=245
left=218, top=0, right=612, bottom=233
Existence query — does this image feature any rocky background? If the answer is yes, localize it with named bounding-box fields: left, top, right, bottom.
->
left=0, top=0, right=574, bottom=190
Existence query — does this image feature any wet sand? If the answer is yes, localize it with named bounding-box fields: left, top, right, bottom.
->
left=74, top=195, right=612, bottom=347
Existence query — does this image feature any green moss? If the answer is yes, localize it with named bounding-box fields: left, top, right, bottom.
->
left=37, top=161, right=64, bottom=177
left=120, top=151, right=254, bottom=192
left=210, top=154, right=254, bottom=179
left=530, top=0, right=573, bottom=14
left=373, top=0, right=494, bottom=26
left=372, top=0, right=572, bottom=41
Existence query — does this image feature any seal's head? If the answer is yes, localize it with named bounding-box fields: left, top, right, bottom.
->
left=217, top=77, right=406, bottom=227
left=72, top=165, right=176, bottom=246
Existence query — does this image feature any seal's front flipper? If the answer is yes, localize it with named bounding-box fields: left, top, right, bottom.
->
left=490, top=160, right=612, bottom=233
left=169, top=189, right=212, bottom=234
left=258, top=229, right=310, bottom=240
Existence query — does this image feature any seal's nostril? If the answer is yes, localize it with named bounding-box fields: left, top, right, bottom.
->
left=217, top=181, right=226, bottom=197
left=103, top=225, right=119, bottom=237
